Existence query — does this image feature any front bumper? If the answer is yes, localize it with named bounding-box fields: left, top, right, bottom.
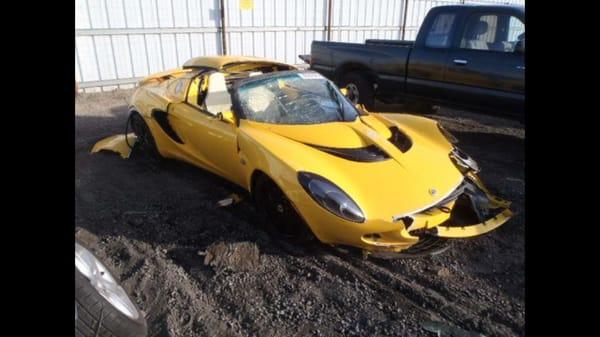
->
left=361, top=172, right=513, bottom=252
left=433, top=172, right=513, bottom=238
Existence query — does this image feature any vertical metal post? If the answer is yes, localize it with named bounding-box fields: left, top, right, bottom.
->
left=219, top=0, right=227, bottom=55
left=326, top=0, right=333, bottom=41
left=401, top=0, right=409, bottom=40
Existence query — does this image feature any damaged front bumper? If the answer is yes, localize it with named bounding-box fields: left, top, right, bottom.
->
left=417, top=172, right=513, bottom=239
left=360, top=172, right=513, bottom=255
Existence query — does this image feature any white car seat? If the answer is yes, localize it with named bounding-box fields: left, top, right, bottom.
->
left=205, top=72, right=232, bottom=115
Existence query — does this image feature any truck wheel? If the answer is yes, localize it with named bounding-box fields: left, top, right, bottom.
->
left=75, top=241, right=148, bottom=337
left=340, top=72, right=375, bottom=110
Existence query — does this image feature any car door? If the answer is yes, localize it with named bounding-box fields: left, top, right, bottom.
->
left=443, top=10, right=525, bottom=115
left=168, top=73, right=245, bottom=186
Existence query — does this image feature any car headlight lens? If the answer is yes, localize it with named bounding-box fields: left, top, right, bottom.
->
left=298, top=172, right=365, bottom=223
left=451, top=147, right=480, bottom=172
left=437, top=123, right=458, bottom=144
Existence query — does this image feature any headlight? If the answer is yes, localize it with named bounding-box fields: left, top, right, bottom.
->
left=298, top=172, right=365, bottom=223
left=451, top=147, right=479, bottom=172
left=437, top=123, right=458, bottom=144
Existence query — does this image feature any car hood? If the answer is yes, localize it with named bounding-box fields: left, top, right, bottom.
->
left=239, top=114, right=464, bottom=219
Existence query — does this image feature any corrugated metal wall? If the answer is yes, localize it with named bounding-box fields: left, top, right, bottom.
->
left=76, top=0, right=525, bottom=92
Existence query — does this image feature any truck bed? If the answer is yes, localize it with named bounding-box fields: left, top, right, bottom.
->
left=310, top=40, right=412, bottom=85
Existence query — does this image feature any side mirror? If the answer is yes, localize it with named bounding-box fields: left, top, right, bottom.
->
left=514, top=39, right=525, bottom=53
left=217, top=110, right=236, bottom=125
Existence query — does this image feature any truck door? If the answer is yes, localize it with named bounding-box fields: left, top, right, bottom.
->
left=444, top=11, right=525, bottom=115
left=406, top=10, right=458, bottom=102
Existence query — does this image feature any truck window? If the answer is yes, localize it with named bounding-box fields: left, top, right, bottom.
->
left=424, top=13, right=456, bottom=48
left=460, top=13, right=524, bottom=53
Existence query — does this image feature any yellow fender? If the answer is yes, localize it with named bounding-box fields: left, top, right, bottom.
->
left=90, top=134, right=137, bottom=159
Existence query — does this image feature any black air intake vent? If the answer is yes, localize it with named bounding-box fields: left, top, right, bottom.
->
left=388, top=126, right=412, bottom=153
left=310, top=144, right=390, bottom=162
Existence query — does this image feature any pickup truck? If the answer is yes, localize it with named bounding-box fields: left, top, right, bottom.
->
left=304, top=5, right=525, bottom=118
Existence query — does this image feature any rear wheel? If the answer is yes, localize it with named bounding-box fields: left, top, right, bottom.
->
left=129, top=112, right=163, bottom=162
left=253, top=175, right=314, bottom=243
left=339, top=72, right=375, bottom=110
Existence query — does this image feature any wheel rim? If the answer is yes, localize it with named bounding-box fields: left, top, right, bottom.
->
left=346, top=83, right=360, bottom=104
left=75, top=243, right=140, bottom=320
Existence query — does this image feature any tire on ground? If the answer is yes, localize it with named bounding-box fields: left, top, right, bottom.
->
left=339, top=72, right=375, bottom=110
left=129, top=112, right=163, bottom=162
left=252, top=173, right=315, bottom=244
left=75, top=247, right=147, bottom=337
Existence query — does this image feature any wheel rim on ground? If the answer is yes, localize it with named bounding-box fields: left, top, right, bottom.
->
left=75, top=243, right=140, bottom=320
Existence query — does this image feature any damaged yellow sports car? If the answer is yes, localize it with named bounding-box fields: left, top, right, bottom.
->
left=93, top=55, right=513, bottom=258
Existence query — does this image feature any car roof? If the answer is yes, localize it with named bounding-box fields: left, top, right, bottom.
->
left=183, top=55, right=292, bottom=70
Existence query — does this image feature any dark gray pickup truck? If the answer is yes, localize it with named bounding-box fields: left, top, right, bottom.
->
left=304, top=4, right=525, bottom=118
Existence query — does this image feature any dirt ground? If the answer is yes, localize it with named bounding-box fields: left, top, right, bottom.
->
left=75, top=89, right=524, bottom=337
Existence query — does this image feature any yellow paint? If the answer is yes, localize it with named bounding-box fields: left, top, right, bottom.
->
left=240, top=0, right=254, bottom=10
left=220, top=110, right=236, bottom=125
left=182, top=55, right=295, bottom=70
left=91, top=134, right=137, bottom=159
left=436, top=208, right=513, bottom=238
left=95, top=55, right=513, bottom=253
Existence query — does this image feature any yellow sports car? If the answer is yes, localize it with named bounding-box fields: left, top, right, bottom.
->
left=93, top=56, right=513, bottom=258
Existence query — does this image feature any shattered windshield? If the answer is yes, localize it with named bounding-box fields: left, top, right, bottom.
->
left=236, top=71, right=359, bottom=125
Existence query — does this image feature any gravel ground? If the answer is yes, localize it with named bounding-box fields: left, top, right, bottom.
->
left=75, top=89, right=524, bottom=337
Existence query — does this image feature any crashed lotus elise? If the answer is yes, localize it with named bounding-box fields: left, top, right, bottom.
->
left=92, top=55, right=513, bottom=258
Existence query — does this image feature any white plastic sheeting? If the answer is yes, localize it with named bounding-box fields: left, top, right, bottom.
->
left=76, top=0, right=524, bottom=92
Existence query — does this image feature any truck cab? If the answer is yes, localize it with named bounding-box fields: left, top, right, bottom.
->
left=308, top=5, right=525, bottom=119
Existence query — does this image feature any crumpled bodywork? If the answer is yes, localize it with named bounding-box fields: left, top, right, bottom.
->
left=91, top=134, right=137, bottom=159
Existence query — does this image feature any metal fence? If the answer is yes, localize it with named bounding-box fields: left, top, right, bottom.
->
left=75, top=0, right=524, bottom=92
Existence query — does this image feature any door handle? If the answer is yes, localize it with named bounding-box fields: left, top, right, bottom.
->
left=453, top=59, right=468, bottom=65
left=516, top=65, right=525, bottom=70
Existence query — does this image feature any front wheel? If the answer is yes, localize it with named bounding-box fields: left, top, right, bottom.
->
left=253, top=175, right=314, bottom=243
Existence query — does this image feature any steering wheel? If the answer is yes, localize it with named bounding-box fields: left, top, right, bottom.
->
left=294, top=93, right=327, bottom=115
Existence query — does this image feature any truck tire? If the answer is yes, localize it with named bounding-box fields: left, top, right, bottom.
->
left=340, top=72, right=375, bottom=110
left=75, top=242, right=148, bottom=337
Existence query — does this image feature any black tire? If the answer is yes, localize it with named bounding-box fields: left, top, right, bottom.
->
left=75, top=244, right=148, bottom=337
left=253, top=174, right=314, bottom=243
left=129, top=112, right=163, bottom=162
left=339, top=72, right=375, bottom=110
